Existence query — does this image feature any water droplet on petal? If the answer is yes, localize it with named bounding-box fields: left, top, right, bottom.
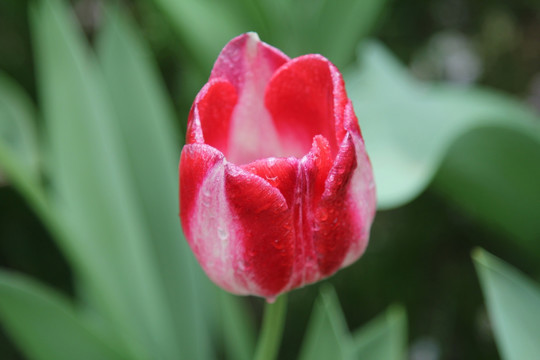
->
left=273, top=238, right=284, bottom=249
left=217, top=227, right=229, bottom=240
left=319, top=208, right=328, bottom=221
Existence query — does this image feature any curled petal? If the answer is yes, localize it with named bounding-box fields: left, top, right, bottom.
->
left=343, top=100, right=362, bottom=138
left=210, top=32, right=289, bottom=91
left=179, top=144, right=224, bottom=224
left=210, top=33, right=290, bottom=164
left=180, top=145, right=238, bottom=294
left=241, top=157, right=299, bottom=208
left=188, top=80, right=238, bottom=151
left=313, top=134, right=358, bottom=275
left=279, top=135, right=333, bottom=290
left=305, top=135, right=333, bottom=205
left=265, top=55, right=351, bottom=158
left=224, top=164, right=295, bottom=297
left=341, top=131, right=377, bottom=267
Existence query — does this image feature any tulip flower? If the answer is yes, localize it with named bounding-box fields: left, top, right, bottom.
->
left=179, top=33, right=376, bottom=300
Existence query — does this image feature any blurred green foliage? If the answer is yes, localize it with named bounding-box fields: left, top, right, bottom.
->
left=1, top=0, right=540, bottom=359
left=473, top=249, right=540, bottom=360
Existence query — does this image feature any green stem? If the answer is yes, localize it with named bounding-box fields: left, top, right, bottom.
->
left=254, top=294, right=288, bottom=360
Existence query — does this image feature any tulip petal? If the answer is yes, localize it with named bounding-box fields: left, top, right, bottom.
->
left=313, top=134, right=359, bottom=275
left=281, top=135, right=334, bottom=290
left=224, top=164, right=295, bottom=297
left=179, top=144, right=225, bottom=240
left=265, top=55, right=350, bottom=158
left=342, top=99, right=363, bottom=141
left=180, top=145, right=243, bottom=294
left=240, top=157, right=298, bottom=207
left=305, top=135, right=334, bottom=205
left=210, top=33, right=290, bottom=164
left=342, top=130, right=377, bottom=267
left=210, top=33, right=289, bottom=91
left=187, top=80, right=238, bottom=155
left=180, top=144, right=252, bottom=295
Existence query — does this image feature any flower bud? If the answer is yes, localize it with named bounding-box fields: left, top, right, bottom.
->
left=179, top=33, right=376, bottom=300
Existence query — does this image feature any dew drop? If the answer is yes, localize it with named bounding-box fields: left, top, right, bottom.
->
left=217, top=227, right=229, bottom=240
left=238, top=261, right=246, bottom=271
left=319, top=208, right=328, bottom=221
left=273, top=238, right=284, bottom=249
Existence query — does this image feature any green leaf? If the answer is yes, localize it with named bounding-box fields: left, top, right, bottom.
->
left=353, top=305, right=407, bottom=360
left=95, top=8, right=215, bottom=359
left=0, top=271, right=127, bottom=360
left=258, top=0, right=387, bottom=65
left=219, top=291, right=256, bottom=360
left=309, top=0, right=389, bottom=67
left=473, top=249, right=540, bottom=360
left=0, top=73, right=39, bottom=180
left=150, top=0, right=248, bottom=72
left=298, top=286, right=353, bottom=360
left=434, top=125, right=540, bottom=246
left=32, top=1, right=181, bottom=358
left=0, top=73, right=53, bottom=235
left=345, top=41, right=540, bottom=217
left=255, top=0, right=298, bottom=56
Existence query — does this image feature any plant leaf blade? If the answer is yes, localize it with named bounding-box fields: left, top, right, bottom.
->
left=0, top=271, right=127, bottom=360
left=473, top=249, right=540, bottom=360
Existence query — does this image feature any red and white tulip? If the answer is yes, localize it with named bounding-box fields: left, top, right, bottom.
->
left=179, top=33, right=376, bottom=300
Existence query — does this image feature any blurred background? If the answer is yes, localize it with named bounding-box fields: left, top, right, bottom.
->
left=1, top=0, right=540, bottom=359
